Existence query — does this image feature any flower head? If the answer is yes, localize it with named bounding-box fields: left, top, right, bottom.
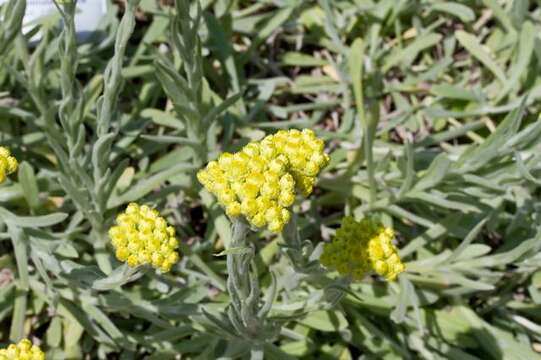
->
left=320, top=216, right=405, bottom=281
left=198, top=129, right=329, bottom=232
left=109, top=203, right=180, bottom=273
left=0, top=147, right=18, bottom=184
left=0, top=339, right=45, bottom=360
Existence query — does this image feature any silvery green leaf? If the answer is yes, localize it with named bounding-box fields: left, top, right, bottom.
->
left=0, top=207, right=67, bottom=228
left=92, top=263, right=144, bottom=291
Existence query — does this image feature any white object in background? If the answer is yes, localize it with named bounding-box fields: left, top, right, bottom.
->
left=0, top=0, right=107, bottom=41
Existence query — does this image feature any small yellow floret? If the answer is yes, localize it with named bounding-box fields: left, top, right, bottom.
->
left=109, top=203, right=180, bottom=273
left=0, top=339, right=45, bottom=360
left=197, top=129, right=329, bottom=233
left=320, top=216, right=405, bottom=281
left=0, top=147, right=18, bottom=184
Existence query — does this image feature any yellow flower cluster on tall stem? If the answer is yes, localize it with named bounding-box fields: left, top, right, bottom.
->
left=197, top=129, right=330, bottom=232
left=109, top=203, right=180, bottom=273
left=0, top=339, right=45, bottom=360
left=0, top=147, right=18, bottom=184
left=320, top=216, right=405, bottom=281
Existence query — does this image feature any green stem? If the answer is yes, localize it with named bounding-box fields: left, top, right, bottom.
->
left=364, top=112, right=377, bottom=206
left=230, top=220, right=248, bottom=248
left=225, top=219, right=275, bottom=348
left=227, top=219, right=250, bottom=299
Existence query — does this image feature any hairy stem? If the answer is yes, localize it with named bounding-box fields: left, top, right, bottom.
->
left=225, top=219, right=276, bottom=349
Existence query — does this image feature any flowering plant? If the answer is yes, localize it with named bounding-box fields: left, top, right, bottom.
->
left=0, top=0, right=540, bottom=358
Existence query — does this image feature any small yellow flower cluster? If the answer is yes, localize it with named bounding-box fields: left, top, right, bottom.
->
left=197, top=129, right=329, bottom=232
left=263, top=129, right=329, bottom=196
left=109, top=203, right=180, bottom=273
left=320, top=216, right=405, bottom=281
left=0, top=339, right=45, bottom=360
left=0, top=147, right=18, bottom=184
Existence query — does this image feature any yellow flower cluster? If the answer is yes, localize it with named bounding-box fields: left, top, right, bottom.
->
left=109, top=203, right=180, bottom=273
left=0, top=147, right=18, bottom=184
left=197, top=129, right=329, bottom=232
left=0, top=339, right=45, bottom=360
left=320, top=216, right=405, bottom=281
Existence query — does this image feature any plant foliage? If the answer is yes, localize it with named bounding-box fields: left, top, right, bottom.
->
left=0, top=0, right=540, bottom=359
